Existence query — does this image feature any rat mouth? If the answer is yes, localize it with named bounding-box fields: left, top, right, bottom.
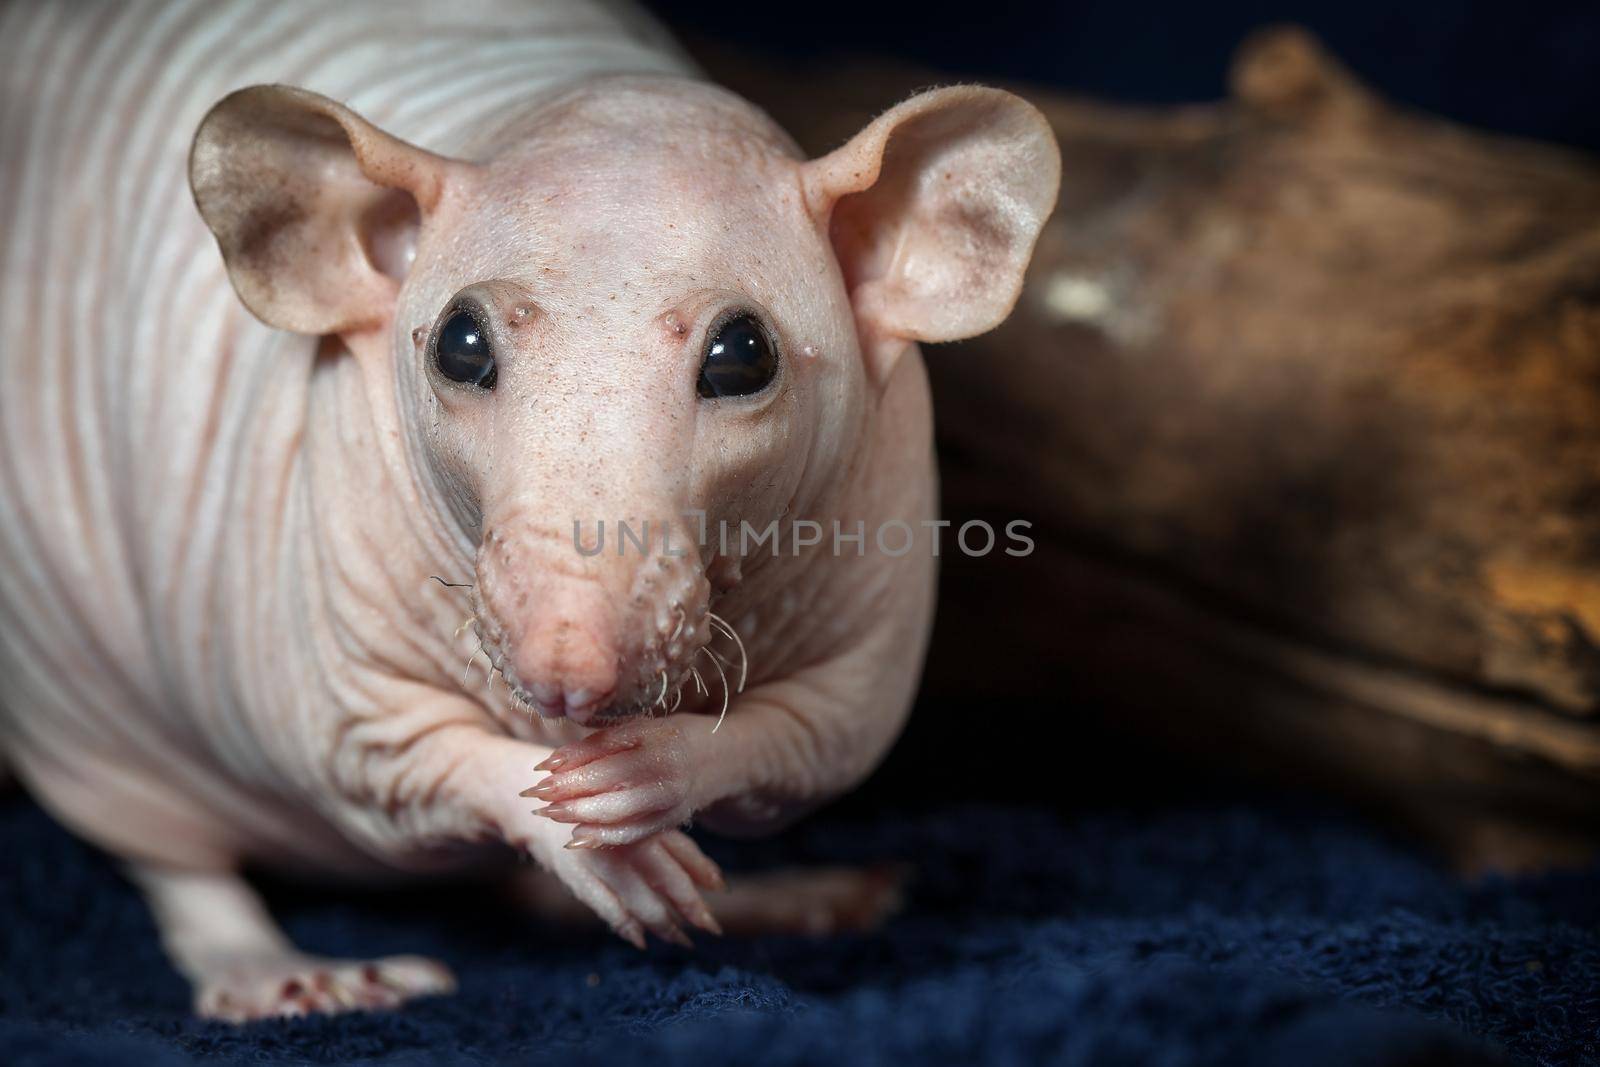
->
left=467, top=623, right=612, bottom=723
left=464, top=615, right=660, bottom=727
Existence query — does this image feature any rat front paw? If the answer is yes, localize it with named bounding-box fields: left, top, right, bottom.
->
left=524, top=720, right=704, bottom=847
left=539, top=829, right=725, bottom=947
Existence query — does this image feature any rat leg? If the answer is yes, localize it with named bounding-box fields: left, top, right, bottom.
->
left=129, top=864, right=454, bottom=1021
left=684, top=864, right=907, bottom=936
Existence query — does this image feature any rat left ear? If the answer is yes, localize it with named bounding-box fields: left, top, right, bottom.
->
left=803, top=86, right=1060, bottom=382
left=190, top=85, right=468, bottom=338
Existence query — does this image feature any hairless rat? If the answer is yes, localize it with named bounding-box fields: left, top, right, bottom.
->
left=0, top=0, right=1058, bottom=1019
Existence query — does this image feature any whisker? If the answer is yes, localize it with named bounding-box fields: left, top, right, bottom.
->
left=707, top=611, right=749, bottom=693
left=667, top=683, right=683, bottom=713
left=430, top=575, right=474, bottom=589
left=453, top=616, right=475, bottom=641
left=655, top=670, right=669, bottom=708
left=691, top=666, right=707, bottom=696
left=701, top=647, right=731, bottom=733
left=462, top=644, right=487, bottom=687
left=509, top=686, right=533, bottom=724
left=669, top=604, right=686, bottom=643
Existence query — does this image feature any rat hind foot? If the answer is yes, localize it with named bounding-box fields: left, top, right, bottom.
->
left=702, top=864, right=907, bottom=936
left=131, top=864, right=454, bottom=1021
left=196, top=952, right=455, bottom=1021
left=511, top=859, right=906, bottom=938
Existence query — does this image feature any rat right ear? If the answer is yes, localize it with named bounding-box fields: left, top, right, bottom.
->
left=189, top=85, right=467, bottom=337
left=801, top=87, right=1060, bottom=386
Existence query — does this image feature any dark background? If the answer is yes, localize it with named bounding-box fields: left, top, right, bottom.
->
left=649, top=0, right=1600, bottom=151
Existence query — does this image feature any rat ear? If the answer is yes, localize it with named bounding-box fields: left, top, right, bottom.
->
left=190, top=84, right=465, bottom=337
left=802, top=86, right=1060, bottom=381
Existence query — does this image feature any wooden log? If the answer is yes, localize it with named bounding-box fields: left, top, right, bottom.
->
left=698, top=28, right=1600, bottom=868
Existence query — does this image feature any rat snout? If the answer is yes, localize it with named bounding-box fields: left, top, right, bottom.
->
left=474, top=521, right=623, bottom=723
left=474, top=514, right=711, bottom=726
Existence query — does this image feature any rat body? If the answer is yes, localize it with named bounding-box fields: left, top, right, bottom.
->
left=0, top=0, right=1057, bottom=1018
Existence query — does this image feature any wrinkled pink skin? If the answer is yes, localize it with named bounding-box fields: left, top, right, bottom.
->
left=0, top=1, right=1055, bottom=1021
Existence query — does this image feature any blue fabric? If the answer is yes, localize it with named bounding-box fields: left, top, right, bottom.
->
left=2, top=795, right=1594, bottom=1066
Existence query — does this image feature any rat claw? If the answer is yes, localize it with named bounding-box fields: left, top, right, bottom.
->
left=661, top=833, right=725, bottom=891
left=616, top=921, right=646, bottom=950
left=536, top=802, right=576, bottom=822
left=519, top=778, right=557, bottom=799
left=657, top=923, right=693, bottom=948
left=540, top=731, right=644, bottom=775
left=683, top=897, right=722, bottom=936
left=567, top=824, right=645, bottom=849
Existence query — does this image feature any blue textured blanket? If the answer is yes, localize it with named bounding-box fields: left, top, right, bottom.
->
left=1, top=793, right=1594, bottom=1066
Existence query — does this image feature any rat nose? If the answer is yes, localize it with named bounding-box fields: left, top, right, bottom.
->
left=514, top=615, right=618, bottom=723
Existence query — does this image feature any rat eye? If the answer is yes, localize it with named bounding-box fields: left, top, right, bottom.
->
left=433, top=308, right=496, bottom=389
left=697, top=313, right=777, bottom=399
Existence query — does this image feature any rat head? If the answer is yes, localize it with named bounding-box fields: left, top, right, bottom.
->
left=190, top=77, right=1058, bottom=724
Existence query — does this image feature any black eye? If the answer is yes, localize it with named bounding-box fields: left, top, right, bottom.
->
left=697, top=313, right=777, bottom=399
left=433, top=308, right=496, bottom=389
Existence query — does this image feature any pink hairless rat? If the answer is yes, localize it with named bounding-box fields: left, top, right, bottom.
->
left=0, top=0, right=1058, bottom=1020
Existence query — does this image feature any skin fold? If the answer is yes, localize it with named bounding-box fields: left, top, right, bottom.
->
left=0, top=0, right=1057, bottom=1020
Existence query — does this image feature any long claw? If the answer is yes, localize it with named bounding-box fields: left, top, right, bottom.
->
left=661, top=833, right=726, bottom=891
left=522, top=764, right=639, bottom=804
left=616, top=920, right=646, bottom=950
left=657, top=923, right=693, bottom=948
left=537, top=733, right=642, bottom=776
left=535, top=802, right=576, bottom=822
left=518, top=778, right=556, bottom=799
left=682, top=896, right=722, bottom=936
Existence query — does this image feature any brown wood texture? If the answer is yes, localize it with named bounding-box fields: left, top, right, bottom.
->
left=698, top=28, right=1600, bottom=867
